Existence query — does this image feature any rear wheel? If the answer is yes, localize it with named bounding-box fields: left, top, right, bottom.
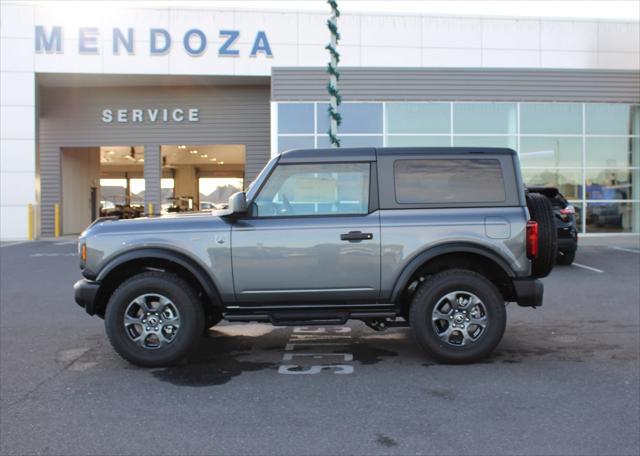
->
left=526, top=192, right=557, bottom=278
left=556, top=249, right=576, bottom=265
left=410, top=269, right=506, bottom=364
left=105, top=271, right=205, bottom=367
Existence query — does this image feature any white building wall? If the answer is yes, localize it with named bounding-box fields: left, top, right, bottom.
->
left=1, top=2, right=36, bottom=240
left=0, top=1, right=638, bottom=239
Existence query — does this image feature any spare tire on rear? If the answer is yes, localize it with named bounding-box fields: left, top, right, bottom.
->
left=526, top=192, right=557, bottom=278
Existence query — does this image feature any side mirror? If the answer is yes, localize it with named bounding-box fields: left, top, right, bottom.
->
left=228, top=192, right=248, bottom=215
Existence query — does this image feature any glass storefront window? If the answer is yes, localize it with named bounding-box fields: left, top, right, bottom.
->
left=453, top=136, right=517, bottom=149
left=586, top=103, right=639, bottom=135
left=520, top=137, right=583, bottom=167
left=521, top=168, right=583, bottom=199
left=317, top=135, right=383, bottom=148
left=586, top=202, right=637, bottom=233
left=278, top=136, right=315, bottom=153
left=386, top=103, right=450, bottom=134
left=586, top=137, right=635, bottom=168
left=317, top=103, right=383, bottom=134
left=274, top=101, right=640, bottom=233
left=453, top=103, right=517, bottom=134
left=520, top=103, right=582, bottom=134
left=387, top=135, right=450, bottom=147
left=586, top=168, right=637, bottom=200
left=278, top=104, right=314, bottom=134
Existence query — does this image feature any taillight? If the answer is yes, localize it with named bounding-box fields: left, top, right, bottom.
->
left=559, top=206, right=575, bottom=215
left=526, top=221, right=539, bottom=259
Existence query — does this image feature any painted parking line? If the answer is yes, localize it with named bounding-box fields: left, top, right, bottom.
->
left=572, top=262, right=604, bottom=273
left=611, top=246, right=640, bottom=254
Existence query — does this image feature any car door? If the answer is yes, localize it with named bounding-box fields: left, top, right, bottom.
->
left=231, top=161, right=380, bottom=304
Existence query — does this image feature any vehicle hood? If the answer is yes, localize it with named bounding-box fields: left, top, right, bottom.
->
left=80, top=211, right=230, bottom=239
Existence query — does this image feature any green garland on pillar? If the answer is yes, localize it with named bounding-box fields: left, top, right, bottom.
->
left=326, top=0, right=341, bottom=147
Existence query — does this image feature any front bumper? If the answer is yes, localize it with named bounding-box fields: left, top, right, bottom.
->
left=74, top=279, right=100, bottom=315
left=512, top=278, right=543, bottom=308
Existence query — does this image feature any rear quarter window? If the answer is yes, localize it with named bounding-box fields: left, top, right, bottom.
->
left=394, top=159, right=506, bottom=204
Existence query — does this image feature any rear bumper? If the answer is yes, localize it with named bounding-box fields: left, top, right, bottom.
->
left=512, top=278, right=543, bottom=308
left=74, top=279, right=100, bottom=315
left=557, top=237, right=577, bottom=252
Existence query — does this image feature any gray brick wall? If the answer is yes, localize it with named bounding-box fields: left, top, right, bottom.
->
left=272, top=67, right=640, bottom=103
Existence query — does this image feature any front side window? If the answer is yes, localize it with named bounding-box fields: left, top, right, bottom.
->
left=394, top=159, right=506, bottom=204
left=253, top=163, right=370, bottom=217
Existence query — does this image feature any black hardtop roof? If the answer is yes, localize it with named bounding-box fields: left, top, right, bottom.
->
left=279, top=147, right=517, bottom=163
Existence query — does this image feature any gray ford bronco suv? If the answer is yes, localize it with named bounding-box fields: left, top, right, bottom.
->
left=75, top=147, right=557, bottom=367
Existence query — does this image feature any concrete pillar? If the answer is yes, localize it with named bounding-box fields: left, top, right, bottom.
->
left=144, top=144, right=162, bottom=215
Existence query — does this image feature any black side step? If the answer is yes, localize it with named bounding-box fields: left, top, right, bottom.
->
left=224, top=310, right=398, bottom=326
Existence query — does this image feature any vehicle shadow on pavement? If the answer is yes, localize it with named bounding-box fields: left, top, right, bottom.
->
left=149, top=329, right=282, bottom=387
left=142, top=319, right=639, bottom=385
left=148, top=326, right=423, bottom=386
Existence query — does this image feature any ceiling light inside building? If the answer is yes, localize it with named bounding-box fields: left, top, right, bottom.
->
left=189, top=150, right=198, bottom=154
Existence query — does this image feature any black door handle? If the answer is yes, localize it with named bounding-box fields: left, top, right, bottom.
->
left=340, top=231, right=373, bottom=241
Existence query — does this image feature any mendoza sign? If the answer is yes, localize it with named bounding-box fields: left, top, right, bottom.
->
left=35, top=26, right=273, bottom=57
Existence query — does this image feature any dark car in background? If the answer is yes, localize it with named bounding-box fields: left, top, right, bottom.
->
left=527, top=187, right=578, bottom=265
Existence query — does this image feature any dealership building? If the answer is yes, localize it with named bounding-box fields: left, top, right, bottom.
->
left=1, top=2, right=639, bottom=240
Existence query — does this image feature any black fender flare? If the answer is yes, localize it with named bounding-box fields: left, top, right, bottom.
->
left=389, top=242, right=516, bottom=303
left=96, top=248, right=224, bottom=310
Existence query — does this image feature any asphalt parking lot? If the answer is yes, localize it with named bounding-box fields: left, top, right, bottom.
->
left=1, top=236, right=639, bottom=456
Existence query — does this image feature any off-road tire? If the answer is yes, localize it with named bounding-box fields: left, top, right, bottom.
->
left=105, top=271, right=205, bottom=367
left=410, top=269, right=506, bottom=364
left=526, top=192, right=557, bottom=278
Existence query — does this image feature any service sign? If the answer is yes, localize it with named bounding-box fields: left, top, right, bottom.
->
left=101, top=108, right=200, bottom=124
left=34, top=26, right=273, bottom=57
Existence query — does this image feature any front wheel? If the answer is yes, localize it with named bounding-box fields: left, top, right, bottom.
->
left=410, top=270, right=506, bottom=364
left=105, top=271, right=205, bottom=367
